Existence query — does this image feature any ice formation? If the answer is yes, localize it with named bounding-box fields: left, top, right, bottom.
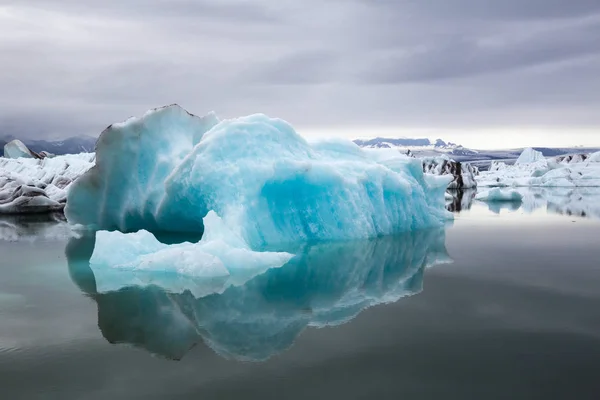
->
left=475, top=188, right=523, bottom=202
left=3, top=139, right=36, bottom=159
left=66, top=105, right=452, bottom=246
left=422, top=156, right=478, bottom=189
left=477, top=149, right=600, bottom=188
left=515, top=147, right=545, bottom=164
left=0, top=153, right=95, bottom=213
left=89, top=211, right=294, bottom=297
left=68, top=226, right=451, bottom=360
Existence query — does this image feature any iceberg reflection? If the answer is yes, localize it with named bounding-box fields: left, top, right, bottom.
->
left=66, top=228, right=451, bottom=361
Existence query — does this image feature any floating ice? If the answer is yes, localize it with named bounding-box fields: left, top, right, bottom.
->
left=67, top=226, right=451, bottom=361
left=422, top=156, right=477, bottom=189
left=476, top=188, right=523, bottom=202
left=3, top=139, right=36, bottom=159
left=89, top=211, right=294, bottom=297
left=0, top=153, right=95, bottom=214
left=66, top=105, right=452, bottom=246
left=516, top=147, right=545, bottom=164
left=477, top=151, right=600, bottom=188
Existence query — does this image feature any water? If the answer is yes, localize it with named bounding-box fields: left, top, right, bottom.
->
left=1, top=189, right=600, bottom=399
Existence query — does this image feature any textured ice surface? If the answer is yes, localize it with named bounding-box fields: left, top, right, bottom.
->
left=476, top=188, right=523, bottom=202
left=422, top=156, right=477, bottom=189
left=66, top=105, right=452, bottom=246
left=68, top=226, right=451, bottom=361
left=3, top=139, right=35, bottom=159
left=65, top=105, right=219, bottom=232
left=89, top=211, right=294, bottom=297
left=477, top=150, right=600, bottom=188
left=0, top=153, right=95, bottom=213
left=516, top=147, right=545, bottom=164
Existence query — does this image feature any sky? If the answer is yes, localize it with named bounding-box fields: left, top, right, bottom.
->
left=1, top=0, right=599, bottom=149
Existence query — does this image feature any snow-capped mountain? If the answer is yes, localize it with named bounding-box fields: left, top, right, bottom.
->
left=352, top=137, right=479, bottom=158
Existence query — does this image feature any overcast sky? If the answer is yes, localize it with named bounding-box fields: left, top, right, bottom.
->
left=1, top=0, right=599, bottom=148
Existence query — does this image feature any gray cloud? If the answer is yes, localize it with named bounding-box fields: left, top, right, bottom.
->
left=0, top=0, right=599, bottom=144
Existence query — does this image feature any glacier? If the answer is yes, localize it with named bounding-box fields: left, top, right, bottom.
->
left=66, top=105, right=452, bottom=246
left=0, top=153, right=95, bottom=214
left=67, top=226, right=451, bottom=361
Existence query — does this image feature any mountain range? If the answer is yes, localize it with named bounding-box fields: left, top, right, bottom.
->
left=2, top=134, right=598, bottom=165
left=0, top=135, right=97, bottom=157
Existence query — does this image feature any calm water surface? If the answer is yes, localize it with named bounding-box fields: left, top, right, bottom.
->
left=1, top=191, right=600, bottom=399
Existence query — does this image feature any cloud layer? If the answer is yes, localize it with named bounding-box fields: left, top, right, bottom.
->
left=1, top=0, right=599, bottom=145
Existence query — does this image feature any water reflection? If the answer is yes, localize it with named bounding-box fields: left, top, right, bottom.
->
left=445, top=189, right=476, bottom=213
left=0, top=213, right=71, bottom=242
left=449, top=187, right=600, bottom=219
left=66, top=228, right=451, bottom=361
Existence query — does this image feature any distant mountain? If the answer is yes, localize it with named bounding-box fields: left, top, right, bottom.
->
left=352, top=137, right=479, bottom=158
left=1, top=135, right=97, bottom=157
left=352, top=137, right=600, bottom=168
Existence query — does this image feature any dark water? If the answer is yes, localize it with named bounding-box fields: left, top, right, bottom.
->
left=1, top=194, right=600, bottom=399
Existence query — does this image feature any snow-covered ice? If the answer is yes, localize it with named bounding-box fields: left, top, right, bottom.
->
left=0, top=153, right=95, bottom=214
left=66, top=105, right=452, bottom=246
left=477, top=149, right=600, bottom=188
left=475, top=188, right=523, bottom=202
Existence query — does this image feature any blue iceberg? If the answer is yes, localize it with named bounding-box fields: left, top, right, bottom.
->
left=65, top=105, right=452, bottom=247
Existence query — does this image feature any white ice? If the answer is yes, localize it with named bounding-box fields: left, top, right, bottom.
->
left=477, top=149, right=600, bottom=188
left=90, top=211, right=294, bottom=297
left=0, top=153, right=95, bottom=213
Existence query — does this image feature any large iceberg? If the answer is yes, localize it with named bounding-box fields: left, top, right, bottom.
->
left=66, top=105, right=452, bottom=246
left=67, top=226, right=451, bottom=361
left=0, top=153, right=95, bottom=214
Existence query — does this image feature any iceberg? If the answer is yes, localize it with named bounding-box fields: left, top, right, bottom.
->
left=0, top=153, right=95, bottom=214
left=422, top=156, right=478, bottom=189
left=516, top=147, right=545, bottom=164
left=475, top=188, right=523, bottom=202
left=67, top=226, right=451, bottom=361
left=477, top=150, right=600, bottom=188
left=3, top=139, right=37, bottom=159
left=66, top=105, right=452, bottom=246
left=89, top=211, right=294, bottom=297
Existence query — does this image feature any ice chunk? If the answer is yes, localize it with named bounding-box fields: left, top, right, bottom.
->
left=89, top=211, right=294, bottom=297
left=0, top=153, right=95, bottom=214
left=3, top=139, right=36, bottom=159
left=422, top=157, right=477, bottom=189
left=475, top=188, right=523, bottom=202
left=68, top=226, right=451, bottom=360
left=516, top=147, right=545, bottom=164
left=66, top=105, right=452, bottom=246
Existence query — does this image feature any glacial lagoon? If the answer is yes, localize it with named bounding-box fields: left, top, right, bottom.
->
left=1, top=188, right=600, bottom=399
